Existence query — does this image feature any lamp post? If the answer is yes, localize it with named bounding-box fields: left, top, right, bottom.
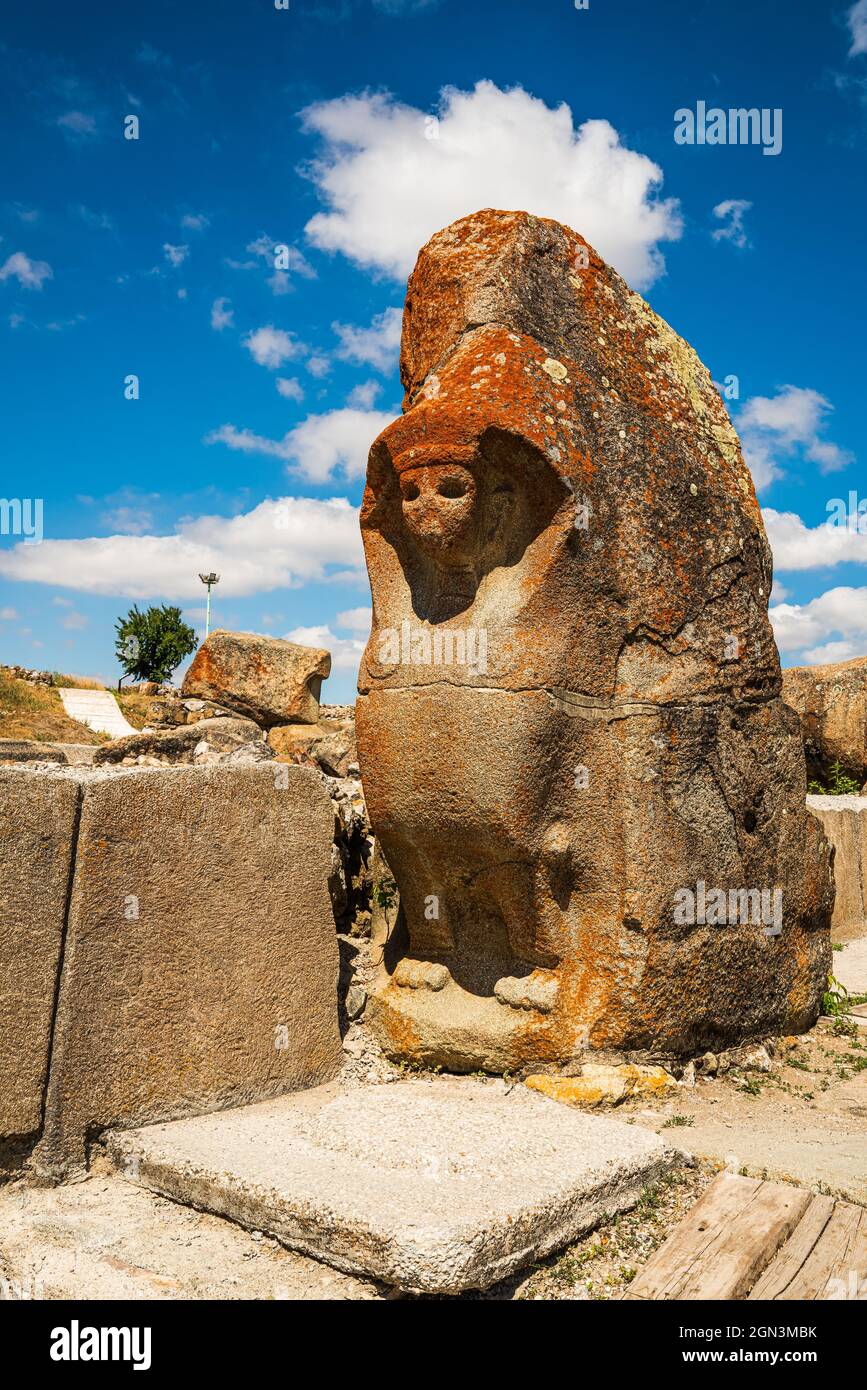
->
left=198, top=572, right=220, bottom=639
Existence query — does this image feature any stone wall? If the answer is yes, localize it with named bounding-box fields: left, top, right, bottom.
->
left=1, top=763, right=343, bottom=1180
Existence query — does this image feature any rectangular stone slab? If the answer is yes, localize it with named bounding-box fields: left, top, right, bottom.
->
left=0, top=768, right=79, bottom=1144
left=34, top=764, right=342, bottom=1177
left=106, top=1076, right=679, bottom=1294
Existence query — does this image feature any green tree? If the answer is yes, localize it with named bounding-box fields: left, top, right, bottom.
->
left=115, top=604, right=197, bottom=684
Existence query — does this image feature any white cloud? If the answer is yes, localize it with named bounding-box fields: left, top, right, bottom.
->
left=163, top=242, right=189, bottom=268
left=346, top=379, right=383, bottom=408
left=181, top=213, right=209, bottom=231
left=763, top=508, right=867, bottom=571
left=0, top=606, right=18, bottom=620
left=285, top=623, right=366, bottom=672
left=301, top=81, right=682, bottom=288
left=210, top=296, right=234, bottom=331
left=799, top=639, right=860, bottom=664
left=243, top=325, right=303, bottom=368
left=712, top=199, right=752, bottom=249
left=737, top=386, right=853, bottom=491
left=336, top=606, right=372, bottom=633
left=57, top=111, right=97, bottom=138
left=206, top=406, right=394, bottom=483
left=276, top=376, right=305, bottom=402
left=0, top=497, right=364, bottom=599
left=0, top=251, right=53, bottom=290
left=848, top=0, right=867, bottom=56
left=769, top=586, right=867, bottom=658
left=333, top=306, right=402, bottom=371
left=99, top=505, right=155, bottom=535
left=306, top=353, right=331, bottom=378
left=246, top=235, right=316, bottom=294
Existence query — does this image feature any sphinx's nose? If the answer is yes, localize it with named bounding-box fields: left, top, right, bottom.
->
left=400, top=465, right=477, bottom=557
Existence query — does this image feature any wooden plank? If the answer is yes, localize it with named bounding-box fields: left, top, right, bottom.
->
left=755, top=1201, right=867, bottom=1301
left=625, top=1173, right=813, bottom=1301
left=748, top=1195, right=836, bottom=1300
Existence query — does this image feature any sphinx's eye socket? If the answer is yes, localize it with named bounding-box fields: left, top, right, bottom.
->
left=401, top=482, right=420, bottom=501
left=437, top=476, right=468, bottom=499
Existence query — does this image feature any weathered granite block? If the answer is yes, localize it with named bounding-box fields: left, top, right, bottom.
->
left=807, top=795, right=867, bottom=941
left=30, top=764, right=341, bottom=1178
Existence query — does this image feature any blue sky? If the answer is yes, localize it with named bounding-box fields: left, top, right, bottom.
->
left=1, top=0, right=865, bottom=703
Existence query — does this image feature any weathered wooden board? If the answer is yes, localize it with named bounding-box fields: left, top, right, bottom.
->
left=627, top=1173, right=867, bottom=1301
left=751, top=1200, right=867, bottom=1300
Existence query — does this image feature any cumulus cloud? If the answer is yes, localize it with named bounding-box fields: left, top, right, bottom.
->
left=276, top=376, right=305, bottom=402
left=848, top=0, right=867, bottom=56
left=163, top=242, right=189, bottom=268
left=181, top=213, right=209, bottom=231
left=301, top=82, right=681, bottom=289
left=333, top=306, right=402, bottom=371
left=336, top=606, right=372, bottom=633
left=0, top=251, right=53, bottom=290
left=737, top=386, right=853, bottom=491
left=769, top=586, right=867, bottom=660
left=711, top=199, right=752, bottom=249
left=346, top=379, right=382, bottom=408
left=763, top=508, right=867, bottom=571
left=0, top=497, right=364, bottom=599
left=207, top=406, right=394, bottom=483
left=306, top=353, right=331, bottom=378
left=0, top=607, right=19, bottom=621
left=285, top=623, right=366, bottom=672
left=243, top=325, right=303, bottom=368
left=210, top=296, right=234, bottom=331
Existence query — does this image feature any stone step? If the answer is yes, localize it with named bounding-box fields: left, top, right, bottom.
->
left=0, top=1175, right=379, bottom=1301
left=105, top=1075, right=679, bottom=1295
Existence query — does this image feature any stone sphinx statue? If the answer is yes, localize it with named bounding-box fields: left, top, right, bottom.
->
left=356, top=208, right=834, bottom=1073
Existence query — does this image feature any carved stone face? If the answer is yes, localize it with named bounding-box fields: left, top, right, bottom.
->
left=398, top=464, right=478, bottom=568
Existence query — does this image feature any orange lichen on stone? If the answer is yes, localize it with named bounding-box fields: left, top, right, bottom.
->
left=525, top=1066, right=676, bottom=1109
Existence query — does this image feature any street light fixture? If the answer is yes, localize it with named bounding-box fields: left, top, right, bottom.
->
left=198, top=572, right=220, bottom=639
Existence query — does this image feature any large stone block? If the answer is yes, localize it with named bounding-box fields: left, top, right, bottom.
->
left=783, top=656, right=867, bottom=786
left=0, top=769, right=78, bottom=1148
left=182, top=630, right=331, bottom=727
left=33, top=764, right=342, bottom=1178
left=356, top=209, right=834, bottom=1070
left=106, top=1077, right=678, bottom=1294
left=806, top=795, right=867, bottom=941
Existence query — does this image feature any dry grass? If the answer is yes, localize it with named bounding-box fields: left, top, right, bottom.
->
left=0, top=671, right=104, bottom=744
left=116, top=690, right=153, bottom=730
left=0, top=670, right=149, bottom=742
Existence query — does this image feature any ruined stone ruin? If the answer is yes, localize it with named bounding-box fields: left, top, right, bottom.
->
left=357, top=208, right=834, bottom=1073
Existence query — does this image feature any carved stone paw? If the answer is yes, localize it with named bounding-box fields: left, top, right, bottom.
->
left=393, top=959, right=451, bottom=992
left=494, top=973, right=558, bottom=1014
